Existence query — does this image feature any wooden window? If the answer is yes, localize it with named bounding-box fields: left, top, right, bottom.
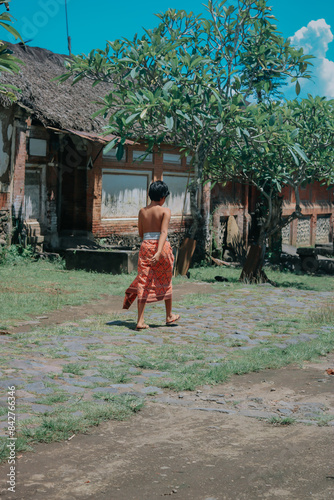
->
left=101, top=169, right=152, bottom=218
left=163, top=153, right=181, bottom=165
left=103, top=147, right=126, bottom=161
left=133, top=150, right=153, bottom=163
left=29, top=138, right=47, bottom=157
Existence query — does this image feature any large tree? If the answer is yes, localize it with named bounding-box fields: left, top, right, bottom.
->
left=208, top=95, right=334, bottom=280
left=0, top=0, right=22, bottom=101
left=58, top=0, right=313, bottom=254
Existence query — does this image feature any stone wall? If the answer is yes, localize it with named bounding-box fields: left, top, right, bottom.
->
left=296, top=217, right=311, bottom=246
left=96, top=231, right=187, bottom=250
left=0, top=209, right=10, bottom=244
left=316, top=216, right=330, bottom=244
left=282, top=221, right=290, bottom=245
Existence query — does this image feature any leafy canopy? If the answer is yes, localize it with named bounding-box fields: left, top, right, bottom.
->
left=0, top=0, right=23, bottom=101
left=59, top=0, right=313, bottom=160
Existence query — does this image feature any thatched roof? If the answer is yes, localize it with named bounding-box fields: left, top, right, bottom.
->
left=0, top=43, right=111, bottom=133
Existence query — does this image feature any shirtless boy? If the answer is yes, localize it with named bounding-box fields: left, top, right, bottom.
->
left=123, top=181, right=180, bottom=330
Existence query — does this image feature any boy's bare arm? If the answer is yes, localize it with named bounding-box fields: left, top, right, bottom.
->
left=138, top=209, right=144, bottom=239
left=151, top=208, right=171, bottom=264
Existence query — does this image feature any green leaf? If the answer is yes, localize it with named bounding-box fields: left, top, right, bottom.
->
left=165, top=116, right=174, bottom=130
left=176, top=110, right=190, bottom=120
left=290, top=128, right=299, bottom=139
left=269, top=115, right=275, bottom=126
left=0, top=22, right=23, bottom=42
left=126, top=112, right=141, bottom=123
left=216, top=122, right=223, bottom=132
left=288, top=146, right=299, bottom=166
left=162, top=81, right=173, bottom=95
left=194, top=116, right=203, bottom=127
left=103, top=138, right=119, bottom=154
left=293, top=143, right=309, bottom=163
left=116, top=143, right=124, bottom=161
left=295, top=81, right=301, bottom=96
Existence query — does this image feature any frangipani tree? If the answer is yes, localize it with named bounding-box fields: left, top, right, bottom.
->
left=207, top=95, right=334, bottom=279
left=0, top=0, right=23, bottom=101
left=58, top=0, right=313, bottom=252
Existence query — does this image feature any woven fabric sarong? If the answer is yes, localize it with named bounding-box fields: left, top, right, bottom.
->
left=123, top=240, right=174, bottom=309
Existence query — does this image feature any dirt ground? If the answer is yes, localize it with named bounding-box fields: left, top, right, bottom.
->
left=0, top=357, right=333, bottom=499
left=1, top=284, right=334, bottom=500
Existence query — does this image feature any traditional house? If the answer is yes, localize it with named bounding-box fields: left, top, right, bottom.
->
left=0, top=43, right=333, bottom=255
left=0, top=43, right=195, bottom=249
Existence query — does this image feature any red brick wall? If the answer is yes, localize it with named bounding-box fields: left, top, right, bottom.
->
left=12, top=123, right=29, bottom=219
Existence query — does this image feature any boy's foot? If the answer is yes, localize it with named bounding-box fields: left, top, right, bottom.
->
left=136, top=324, right=149, bottom=331
left=166, top=314, right=180, bottom=325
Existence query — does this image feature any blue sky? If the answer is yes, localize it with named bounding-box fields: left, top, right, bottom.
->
left=4, top=0, right=334, bottom=99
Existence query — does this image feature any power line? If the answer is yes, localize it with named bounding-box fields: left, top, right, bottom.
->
left=65, top=0, right=71, bottom=56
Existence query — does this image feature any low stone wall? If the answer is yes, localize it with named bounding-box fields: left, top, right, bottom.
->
left=96, top=231, right=187, bottom=251
left=64, top=248, right=139, bottom=274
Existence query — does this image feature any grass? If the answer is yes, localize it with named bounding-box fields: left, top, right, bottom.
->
left=187, top=264, right=334, bottom=292
left=0, top=258, right=132, bottom=327
left=0, top=257, right=333, bottom=461
left=0, top=394, right=144, bottom=462
left=38, top=392, right=71, bottom=405
left=97, top=365, right=133, bottom=384
left=0, top=256, right=332, bottom=329
left=268, top=416, right=296, bottom=426
left=62, top=363, right=88, bottom=376
left=309, top=302, right=334, bottom=325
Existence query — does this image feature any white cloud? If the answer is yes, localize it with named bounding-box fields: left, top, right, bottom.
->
left=320, top=58, right=334, bottom=96
left=288, top=19, right=334, bottom=98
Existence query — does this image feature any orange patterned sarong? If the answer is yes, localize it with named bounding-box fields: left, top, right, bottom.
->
left=123, top=240, right=174, bottom=309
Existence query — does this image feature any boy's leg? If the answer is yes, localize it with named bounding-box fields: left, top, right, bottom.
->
left=165, top=298, right=172, bottom=320
left=137, top=301, right=148, bottom=329
left=165, top=298, right=180, bottom=324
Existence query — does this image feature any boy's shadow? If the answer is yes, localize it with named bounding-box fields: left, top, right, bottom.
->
left=106, top=320, right=178, bottom=331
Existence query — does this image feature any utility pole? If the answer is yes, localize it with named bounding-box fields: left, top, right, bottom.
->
left=65, top=0, right=72, bottom=56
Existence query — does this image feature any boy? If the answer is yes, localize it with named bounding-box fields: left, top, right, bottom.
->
left=123, top=181, right=180, bottom=330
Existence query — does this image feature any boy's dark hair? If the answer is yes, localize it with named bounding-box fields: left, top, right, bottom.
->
left=148, top=180, right=170, bottom=201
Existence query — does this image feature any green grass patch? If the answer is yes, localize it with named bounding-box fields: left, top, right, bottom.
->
left=268, top=416, right=296, bottom=426
left=62, top=363, right=88, bottom=376
left=38, top=392, right=71, bottom=405
left=0, top=259, right=132, bottom=326
left=133, top=326, right=334, bottom=392
left=309, top=302, right=334, bottom=325
left=97, top=364, right=132, bottom=384
left=0, top=259, right=332, bottom=329
left=186, top=264, right=334, bottom=292
left=0, top=395, right=144, bottom=463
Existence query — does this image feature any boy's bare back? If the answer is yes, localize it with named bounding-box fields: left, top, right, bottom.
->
left=138, top=205, right=171, bottom=237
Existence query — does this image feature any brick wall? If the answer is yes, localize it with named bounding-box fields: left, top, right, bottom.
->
left=12, top=122, right=29, bottom=219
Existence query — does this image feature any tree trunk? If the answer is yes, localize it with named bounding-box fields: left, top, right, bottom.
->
left=202, top=180, right=212, bottom=259
left=239, top=193, right=284, bottom=283
left=188, top=148, right=206, bottom=259
left=267, top=196, right=283, bottom=263
left=239, top=243, right=266, bottom=282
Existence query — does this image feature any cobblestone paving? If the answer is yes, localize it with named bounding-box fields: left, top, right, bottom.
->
left=0, top=284, right=333, bottom=435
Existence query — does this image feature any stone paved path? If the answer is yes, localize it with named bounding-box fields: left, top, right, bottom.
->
left=0, top=284, right=333, bottom=435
